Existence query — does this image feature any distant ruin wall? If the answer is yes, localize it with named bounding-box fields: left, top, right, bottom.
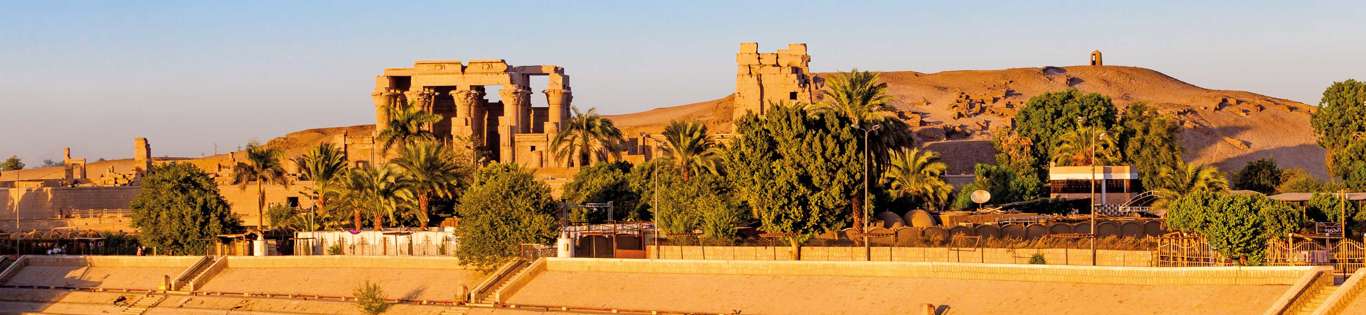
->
left=0, top=187, right=140, bottom=220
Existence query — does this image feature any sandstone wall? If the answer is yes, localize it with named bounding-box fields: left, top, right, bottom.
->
left=0, top=187, right=140, bottom=220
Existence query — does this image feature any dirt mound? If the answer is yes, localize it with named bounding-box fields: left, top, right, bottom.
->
left=606, top=65, right=1325, bottom=177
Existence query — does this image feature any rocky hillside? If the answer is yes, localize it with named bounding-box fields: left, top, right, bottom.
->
left=607, top=65, right=1325, bottom=177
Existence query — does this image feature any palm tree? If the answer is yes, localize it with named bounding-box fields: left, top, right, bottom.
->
left=1051, top=124, right=1121, bottom=166
left=812, top=70, right=912, bottom=233
left=881, top=148, right=953, bottom=210
left=292, top=143, right=348, bottom=231
left=376, top=103, right=442, bottom=154
left=1153, top=161, right=1229, bottom=208
left=392, top=140, right=470, bottom=229
left=812, top=70, right=897, bottom=128
left=232, top=143, right=289, bottom=228
left=551, top=107, right=625, bottom=167
left=340, top=165, right=409, bottom=231
left=658, top=120, right=720, bottom=181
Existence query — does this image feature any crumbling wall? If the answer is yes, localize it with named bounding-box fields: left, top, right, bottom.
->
left=733, top=42, right=818, bottom=120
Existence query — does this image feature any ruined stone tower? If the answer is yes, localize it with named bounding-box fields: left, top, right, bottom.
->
left=1090, top=50, right=1103, bottom=66
left=734, top=42, right=818, bottom=120
left=134, top=137, right=151, bottom=172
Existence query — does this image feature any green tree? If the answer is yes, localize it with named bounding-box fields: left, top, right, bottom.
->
left=658, top=120, right=720, bottom=181
left=292, top=143, right=349, bottom=231
left=392, top=140, right=473, bottom=229
left=1331, top=138, right=1366, bottom=190
left=1166, top=191, right=1302, bottom=265
left=1306, top=192, right=1365, bottom=229
left=952, top=163, right=1041, bottom=209
left=812, top=70, right=896, bottom=129
left=1012, top=90, right=1119, bottom=178
left=563, top=161, right=640, bottom=223
left=376, top=104, right=442, bottom=154
left=723, top=103, right=861, bottom=259
left=1153, top=161, right=1229, bottom=209
left=1116, top=103, right=1183, bottom=192
left=1311, top=80, right=1366, bottom=171
left=551, top=107, right=625, bottom=167
left=812, top=70, right=915, bottom=204
left=1, top=155, right=23, bottom=171
left=231, top=143, right=289, bottom=228
left=881, top=148, right=952, bottom=210
left=648, top=164, right=744, bottom=244
left=1232, top=158, right=1283, bottom=194
left=1276, top=168, right=1330, bottom=193
left=129, top=163, right=241, bottom=254
left=1050, top=123, right=1121, bottom=166
left=455, top=163, right=558, bottom=270
left=339, top=164, right=409, bottom=231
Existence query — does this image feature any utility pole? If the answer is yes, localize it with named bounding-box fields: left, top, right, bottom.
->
left=647, top=134, right=660, bottom=259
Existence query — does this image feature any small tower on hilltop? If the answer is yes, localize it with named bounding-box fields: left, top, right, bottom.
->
left=1090, top=50, right=1103, bottom=66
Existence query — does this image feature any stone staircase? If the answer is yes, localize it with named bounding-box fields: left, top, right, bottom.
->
left=1292, top=284, right=1335, bottom=315
left=470, top=259, right=530, bottom=305
left=119, top=293, right=166, bottom=315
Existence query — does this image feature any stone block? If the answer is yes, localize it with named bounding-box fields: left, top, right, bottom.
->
left=736, top=53, right=760, bottom=65
left=465, top=59, right=510, bottom=73
left=739, top=42, right=759, bottom=53
left=759, top=53, right=777, bottom=65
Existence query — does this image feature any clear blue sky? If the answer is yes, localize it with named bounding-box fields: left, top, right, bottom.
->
left=1, top=1, right=1363, bottom=162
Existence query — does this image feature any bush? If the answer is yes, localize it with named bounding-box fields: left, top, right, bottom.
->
left=129, top=163, right=241, bottom=255
left=353, top=280, right=388, bottom=315
left=455, top=163, right=558, bottom=270
left=327, top=243, right=343, bottom=255
left=1166, top=191, right=1302, bottom=265
left=1029, top=253, right=1047, bottom=265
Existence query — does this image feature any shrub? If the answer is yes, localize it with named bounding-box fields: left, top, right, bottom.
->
left=1029, top=253, right=1047, bottom=265
left=327, top=243, right=343, bottom=255
left=1166, top=191, right=1302, bottom=265
left=354, top=280, right=388, bottom=314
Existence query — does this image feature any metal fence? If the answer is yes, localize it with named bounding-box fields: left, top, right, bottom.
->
left=291, top=230, right=458, bottom=256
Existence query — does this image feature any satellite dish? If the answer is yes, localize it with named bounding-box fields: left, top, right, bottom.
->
left=970, top=190, right=991, bottom=205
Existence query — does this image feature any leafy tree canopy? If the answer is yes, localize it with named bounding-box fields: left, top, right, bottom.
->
left=1165, top=191, right=1301, bottom=265
left=1, top=155, right=24, bottom=171
left=563, top=161, right=640, bottom=223
left=1233, top=158, right=1283, bottom=194
left=723, top=103, right=862, bottom=256
left=130, top=163, right=242, bottom=254
left=1331, top=139, right=1366, bottom=190
left=1311, top=79, right=1366, bottom=154
left=455, top=163, right=558, bottom=270
left=952, top=163, right=1041, bottom=210
left=1116, top=103, right=1183, bottom=191
left=1306, top=192, right=1365, bottom=228
left=1012, top=90, right=1119, bottom=171
left=647, top=163, right=745, bottom=244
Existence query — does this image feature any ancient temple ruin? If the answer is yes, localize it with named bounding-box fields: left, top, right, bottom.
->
left=733, top=42, right=819, bottom=120
left=1090, top=50, right=1103, bottom=66
left=371, top=59, right=572, bottom=168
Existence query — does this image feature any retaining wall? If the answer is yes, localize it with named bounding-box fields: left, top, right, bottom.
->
left=544, top=258, right=1315, bottom=286
left=222, top=255, right=466, bottom=269
left=648, top=245, right=1154, bottom=266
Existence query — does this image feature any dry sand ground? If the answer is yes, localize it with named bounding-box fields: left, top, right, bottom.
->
left=0, top=288, right=547, bottom=315
left=506, top=270, right=1288, bottom=315
left=4, top=265, right=184, bottom=290
left=196, top=267, right=484, bottom=301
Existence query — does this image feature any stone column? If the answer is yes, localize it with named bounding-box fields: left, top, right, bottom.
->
left=371, top=88, right=396, bottom=133
left=450, top=87, right=480, bottom=143
left=514, top=86, right=533, bottom=133
left=498, top=86, right=521, bottom=162
left=544, top=89, right=570, bottom=134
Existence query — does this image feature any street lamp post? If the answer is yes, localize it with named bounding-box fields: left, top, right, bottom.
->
left=646, top=133, right=661, bottom=259
left=863, top=124, right=881, bottom=261
left=1077, top=117, right=1097, bottom=266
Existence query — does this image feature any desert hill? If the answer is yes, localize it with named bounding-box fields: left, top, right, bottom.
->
left=20, top=65, right=1313, bottom=183
left=607, top=65, right=1326, bottom=177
